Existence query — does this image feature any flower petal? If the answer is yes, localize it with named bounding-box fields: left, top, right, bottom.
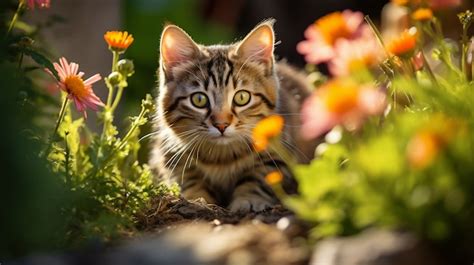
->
left=83, top=74, right=102, bottom=86
left=358, top=87, right=387, bottom=115
left=301, top=95, right=339, bottom=140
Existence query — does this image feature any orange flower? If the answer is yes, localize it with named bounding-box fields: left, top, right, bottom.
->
left=387, top=28, right=417, bottom=57
left=315, top=12, right=352, bottom=45
left=412, top=8, right=433, bottom=21
left=407, top=131, right=441, bottom=169
left=252, top=115, right=284, bottom=152
left=324, top=80, right=359, bottom=114
left=265, top=171, right=283, bottom=185
left=104, top=31, right=134, bottom=52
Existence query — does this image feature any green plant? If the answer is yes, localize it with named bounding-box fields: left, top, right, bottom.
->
left=289, top=6, right=474, bottom=255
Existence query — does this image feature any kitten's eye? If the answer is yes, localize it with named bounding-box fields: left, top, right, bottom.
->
left=233, top=90, right=251, bottom=106
left=190, top=92, right=209, bottom=108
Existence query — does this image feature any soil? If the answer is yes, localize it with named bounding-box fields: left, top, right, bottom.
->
left=132, top=195, right=312, bottom=265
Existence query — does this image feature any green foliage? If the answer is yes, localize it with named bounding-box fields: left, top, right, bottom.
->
left=289, top=9, right=474, bottom=250
left=1, top=1, right=178, bottom=256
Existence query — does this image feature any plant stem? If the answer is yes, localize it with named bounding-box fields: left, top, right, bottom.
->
left=110, top=86, right=124, bottom=112
left=460, top=26, right=472, bottom=81
left=6, top=1, right=24, bottom=37
left=112, top=51, right=119, bottom=71
left=43, top=95, right=69, bottom=157
left=365, top=16, right=392, bottom=62
left=420, top=50, right=438, bottom=85
left=18, top=52, right=24, bottom=70
left=117, top=105, right=147, bottom=151
left=106, top=51, right=120, bottom=107
left=106, top=85, right=115, bottom=109
left=92, top=104, right=148, bottom=177
left=64, top=132, right=71, bottom=185
left=53, top=96, right=69, bottom=137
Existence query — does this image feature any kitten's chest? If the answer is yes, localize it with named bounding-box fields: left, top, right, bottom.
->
left=196, top=150, right=257, bottom=181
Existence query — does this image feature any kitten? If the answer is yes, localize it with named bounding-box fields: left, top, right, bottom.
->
left=150, top=20, right=317, bottom=212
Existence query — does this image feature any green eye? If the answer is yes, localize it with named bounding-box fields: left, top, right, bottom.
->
left=233, top=90, right=251, bottom=106
left=191, top=92, right=209, bottom=108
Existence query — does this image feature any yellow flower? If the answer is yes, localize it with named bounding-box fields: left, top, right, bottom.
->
left=252, top=115, right=284, bottom=152
left=265, top=171, right=283, bottom=185
left=387, top=28, right=417, bottom=57
left=104, top=31, right=134, bottom=52
left=412, top=8, right=433, bottom=21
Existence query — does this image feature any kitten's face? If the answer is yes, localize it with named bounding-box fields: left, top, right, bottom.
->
left=158, top=22, right=277, bottom=147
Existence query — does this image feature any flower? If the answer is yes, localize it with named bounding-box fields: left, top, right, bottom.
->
left=390, top=0, right=460, bottom=9
left=387, top=27, right=417, bottom=57
left=26, top=0, right=50, bottom=9
left=297, top=10, right=370, bottom=64
left=391, top=0, right=410, bottom=5
left=301, top=80, right=386, bottom=140
left=252, top=115, right=284, bottom=152
left=329, top=38, right=384, bottom=76
left=429, top=0, right=461, bottom=9
left=412, top=8, right=434, bottom=21
left=104, top=31, right=134, bottom=52
left=406, top=131, right=441, bottom=169
left=49, top=57, right=104, bottom=117
left=265, top=171, right=283, bottom=185
left=412, top=51, right=424, bottom=70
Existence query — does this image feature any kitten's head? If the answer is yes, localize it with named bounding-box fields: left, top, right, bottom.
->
left=158, top=20, right=278, bottom=147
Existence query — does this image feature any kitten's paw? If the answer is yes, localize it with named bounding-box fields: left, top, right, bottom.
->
left=229, top=195, right=275, bottom=213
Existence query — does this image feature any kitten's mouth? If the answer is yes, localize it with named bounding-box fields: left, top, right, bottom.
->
left=211, top=134, right=234, bottom=144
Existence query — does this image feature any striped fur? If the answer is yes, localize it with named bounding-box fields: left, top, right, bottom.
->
left=150, top=21, right=317, bottom=212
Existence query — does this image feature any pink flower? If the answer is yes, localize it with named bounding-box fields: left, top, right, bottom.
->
left=429, top=0, right=461, bottom=9
left=301, top=80, right=386, bottom=140
left=329, top=37, right=384, bottom=77
left=26, top=0, right=51, bottom=9
left=48, top=57, right=104, bottom=118
left=297, top=10, right=370, bottom=64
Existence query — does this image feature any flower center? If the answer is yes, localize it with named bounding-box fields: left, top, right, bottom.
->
left=324, top=81, right=359, bottom=114
left=315, top=12, right=351, bottom=45
left=348, top=54, right=377, bottom=73
left=64, top=76, right=87, bottom=98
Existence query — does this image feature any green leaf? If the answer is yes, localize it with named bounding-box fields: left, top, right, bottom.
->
left=22, top=48, right=59, bottom=80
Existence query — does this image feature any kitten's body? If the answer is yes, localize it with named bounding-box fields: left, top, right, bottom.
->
left=150, top=21, right=317, bottom=212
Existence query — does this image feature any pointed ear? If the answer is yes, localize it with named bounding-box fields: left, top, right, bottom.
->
left=235, top=21, right=275, bottom=65
left=160, top=25, right=200, bottom=73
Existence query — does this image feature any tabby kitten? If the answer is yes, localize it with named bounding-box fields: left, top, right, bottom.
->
left=150, top=20, right=316, bottom=212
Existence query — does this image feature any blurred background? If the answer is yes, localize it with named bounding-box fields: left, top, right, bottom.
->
left=24, top=0, right=390, bottom=161
left=27, top=0, right=389, bottom=118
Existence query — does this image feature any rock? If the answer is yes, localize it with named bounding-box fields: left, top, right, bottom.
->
left=11, top=221, right=308, bottom=265
left=310, top=229, right=441, bottom=265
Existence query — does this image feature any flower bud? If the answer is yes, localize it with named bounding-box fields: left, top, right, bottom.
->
left=117, top=59, right=135, bottom=77
left=107, top=71, right=123, bottom=87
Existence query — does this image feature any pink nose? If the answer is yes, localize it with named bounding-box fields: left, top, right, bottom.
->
left=213, top=123, right=229, bottom=134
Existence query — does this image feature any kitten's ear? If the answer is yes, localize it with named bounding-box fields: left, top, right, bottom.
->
left=160, top=25, right=200, bottom=73
left=235, top=20, right=275, bottom=66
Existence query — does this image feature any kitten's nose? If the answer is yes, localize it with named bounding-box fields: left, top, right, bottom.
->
left=211, top=113, right=232, bottom=134
left=213, top=123, right=229, bottom=134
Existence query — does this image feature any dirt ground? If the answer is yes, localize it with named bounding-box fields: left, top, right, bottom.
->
left=134, top=196, right=311, bottom=265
